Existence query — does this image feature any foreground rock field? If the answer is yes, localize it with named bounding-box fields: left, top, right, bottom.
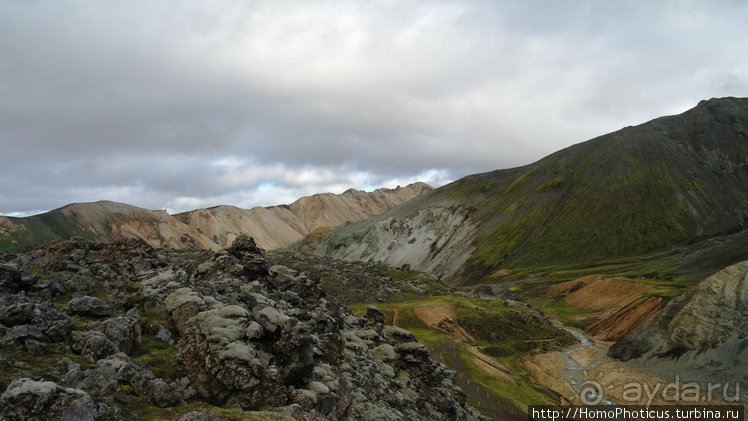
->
left=0, top=237, right=487, bottom=420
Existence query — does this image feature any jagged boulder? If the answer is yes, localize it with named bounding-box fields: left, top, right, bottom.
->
left=0, top=295, right=75, bottom=342
left=0, top=264, right=34, bottom=293
left=72, top=330, right=119, bottom=360
left=67, top=296, right=116, bottom=318
left=68, top=353, right=191, bottom=408
left=0, top=378, right=117, bottom=420
left=102, top=316, right=142, bottom=356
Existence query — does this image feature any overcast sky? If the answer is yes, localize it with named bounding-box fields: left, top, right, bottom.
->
left=2, top=0, right=747, bottom=216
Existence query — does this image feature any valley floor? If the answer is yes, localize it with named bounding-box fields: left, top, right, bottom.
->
left=523, top=331, right=743, bottom=408
left=266, top=251, right=748, bottom=419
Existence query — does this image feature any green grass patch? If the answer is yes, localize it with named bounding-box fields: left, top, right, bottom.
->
left=118, top=396, right=294, bottom=421
left=530, top=297, right=592, bottom=329
left=643, top=284, right=687, bottom=298
left=407, top=327, right=453, bottom=349
left=483, top=342, right=537, bottom=358
left=0, top=341, right=95, bottom=392
left=349, top=292, right=575, bottom=414
left=137, top=338, right=184, bottom=380
left=456, top=342, right=558, bottom=415
left=536, top=176, right=567, bottom=192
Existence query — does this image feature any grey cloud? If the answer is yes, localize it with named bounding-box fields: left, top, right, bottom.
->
left=1, top=0, right=747, bottom=215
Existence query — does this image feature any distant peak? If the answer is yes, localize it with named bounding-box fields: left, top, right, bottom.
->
left=373, top=182, right=433, bottom=193
left=698, top=96, right=741, bottom=105
left=695, top=96, right=747, bottom=110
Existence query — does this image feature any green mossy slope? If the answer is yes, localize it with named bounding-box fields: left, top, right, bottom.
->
left=304, top=97, right=748, bottom=285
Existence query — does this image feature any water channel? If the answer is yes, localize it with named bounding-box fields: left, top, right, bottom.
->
left=558, top=327, right=617, bottom=406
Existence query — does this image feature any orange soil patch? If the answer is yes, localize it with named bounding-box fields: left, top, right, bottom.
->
left=413, top=305, right=456, bottom=326
left=563, top=278, right=653, bottom=312
left=545, top=275, right=601, bottom=296
left=412, top=305, right=475, bottom=342
left=586, top=296, right=664, bottom=341
left=546, top=277, right=663, bottom=341
left=303, top=226, right=330, bottom=248
left=486, top=269, right=513, bottom=280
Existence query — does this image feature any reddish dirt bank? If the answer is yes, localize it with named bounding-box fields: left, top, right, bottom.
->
left=412, top=305, right=475, bottom=342
left=545, top=276, right=664, bottom=341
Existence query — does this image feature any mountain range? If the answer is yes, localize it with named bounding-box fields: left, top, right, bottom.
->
left=5, top=98, right=747, bottom=290
left=2, top=97, right=748, bottom=417
left=0, top=183, right=432, bottom=253
left=291, top=97, right=748, bottom=286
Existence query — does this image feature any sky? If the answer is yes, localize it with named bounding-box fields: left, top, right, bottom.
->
left=2, top=0, right=747, bottom=217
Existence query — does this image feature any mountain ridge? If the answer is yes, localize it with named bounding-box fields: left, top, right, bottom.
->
left=0, top=182, right=432, bottom=252
left=291, top=97, right=748, bottom=286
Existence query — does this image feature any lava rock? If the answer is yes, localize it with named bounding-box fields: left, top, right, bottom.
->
left=67, top=296, right=116, bottom=318
left=102, top=316, right=142, bottom=356
left=0, top=378, right=116, bottom=420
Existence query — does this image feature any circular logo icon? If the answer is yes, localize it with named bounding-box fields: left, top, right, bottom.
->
left=578, top=380, right=604, bottom=405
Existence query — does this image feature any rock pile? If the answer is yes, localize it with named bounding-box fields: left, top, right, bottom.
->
left=265, top=250, right=450, bottom=305
left=0, top=237, right=488, bottom=420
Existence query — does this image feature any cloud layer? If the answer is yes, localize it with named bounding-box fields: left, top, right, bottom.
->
left=2, top=0, right=747, bottom=215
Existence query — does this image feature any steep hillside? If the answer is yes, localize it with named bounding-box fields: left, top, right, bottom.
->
left=0, top=183, right=431, bottom=252
left=295, top=97, right=748, bottom=285
left=173, top=205, right=307, bottom=251
left=175, top=183, right=432, bottom=250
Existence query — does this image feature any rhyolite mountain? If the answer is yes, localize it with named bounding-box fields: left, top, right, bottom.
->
left=174, top=183, right=432, bottom=250
left=0, top=201, right=222, bottom=252
left=291, top=97, right=748, bottom=286
left=0, top=183, right=431, bottom=253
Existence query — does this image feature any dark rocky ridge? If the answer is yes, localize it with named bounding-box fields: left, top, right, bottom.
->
left=0, top=237, right=488, bottom=420
left=265, top=249, right=453, bottom=305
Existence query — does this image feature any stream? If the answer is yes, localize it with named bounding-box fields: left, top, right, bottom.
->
left=558, top=327, right=618, bottom=406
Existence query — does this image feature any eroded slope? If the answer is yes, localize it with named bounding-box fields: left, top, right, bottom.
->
left=609, top=260, right=748, bottom=396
